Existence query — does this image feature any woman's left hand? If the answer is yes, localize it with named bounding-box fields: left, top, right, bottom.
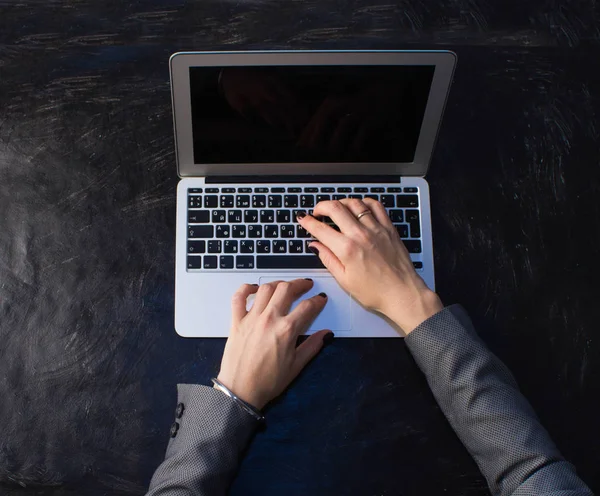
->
left=216, top=279, right=333, bottom=410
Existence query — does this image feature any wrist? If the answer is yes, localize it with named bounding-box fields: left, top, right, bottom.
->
left=385, top=290, right=444, bottom=336
left=215, top=374, right=265, bottom=411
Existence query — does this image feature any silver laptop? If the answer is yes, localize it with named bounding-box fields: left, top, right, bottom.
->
left=170, top=50, right=456, bottom=338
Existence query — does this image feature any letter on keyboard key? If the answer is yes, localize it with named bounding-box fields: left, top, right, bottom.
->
left=188, top=211, right=210, bottom=223
left=203, top=255, right=218, bottom=269
left=220, top=255, right=234, bottom=269
left=188, top=240, right=206, bottom=254
left=236, top=256, right=255, bottom=269
left=187, top=256, right=202, bottom=269
left=240, top=240, right=254, bottom=253
left=389, top=210, right=404, bottom=223
left=208, top=240, right=221, bottom=253
left=396, top=195, right=419, bottom=207
left=257, top=256, right=325, bottom=269
left=248, top=225, right=262, bottom=238
left=273, top=240, right=287, bottom=253
left=256, top=240, right=271, bottom=253
left=403, top=240, right=422, bottom=253
left=188, top=226, right=213, bottom=238
left=204, top=196, right=218, bottom=208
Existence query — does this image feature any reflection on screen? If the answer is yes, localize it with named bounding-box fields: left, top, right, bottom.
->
left=189, top=65, right=434, bottom=164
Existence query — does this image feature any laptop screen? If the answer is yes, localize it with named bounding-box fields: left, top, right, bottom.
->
left=189, top=65, right=435, bottom=165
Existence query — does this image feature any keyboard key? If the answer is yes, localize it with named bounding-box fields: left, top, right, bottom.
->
left=216, top=225, right=230, bottom=238
left=321, top=187, right=335, bottom=193
left=188, top=211, right=210, bottom=223
left=403, top=240, right=422, bottom=253
left=316, top=194, right=330, bottom=202
left=300, top=195, right=315, bottom=208
left=371, top=187, right=385, bottom=192
left=276, top=210, right=291, bottom=223
left=204, top=196, right=218, bottom=208
left=252, top=195, right=266, bottom=208
left=187, top=256, right=202, bottom=269
left=354, top=187, right=368, bottom=193
left=188, top=226, right=213, bottom=238
left=395, top=225, right=409, bottom=238
left=406, top=209, right=420, bottom=237
left=255, top=188, right=268, bottom=193
left=240, top=240, right=255, bottom=253
left=188, top=240, right=206, bottom=254
left=284, top=195, right=298, bottom=207
left=228, top=210, right=243, bottom=223
left=222, top=188, right=235, bottom=193
left=273, top=240, right=287, bottom=253
left=268, top=195, right=282, bottom=208
left=220, top=255, right=234, bottom=269
left=280, top=225, right=295, bottom=238
left=296, top=225, right=311, bottom=238
left=236, top=195, right=250, bottom=208
left=265, top=225, right=278, bottom=238
left=205, top=188, right=219, bottom=193
left=413, top=261, right=423, bottom=269
left=260, top=210, right=275, bottom=223
left=232, top=225, right=246, bottom=238
left=189, top=188, right=203, bottom=193
left=333, top=194, right=345, bottom=200
left=338, top=187, right=351, bottom=193
left=188, top=196, right=202, bottom=208
left=288, top=187, right=302, bottom=193
left=256, top=240, right=271, bottom=253
left=389, top=210, right=404, bottom=223
left=380, top=195, right=395, bottom=207
left=208, top=240, right=221, bottom=253
left=396, top=195, right=419, bottom=207
left=203, top=255, right=218, bottom=269
left=257, top=256, right=325, bottom=269
left=406, top=210, right=419, bottom=222
left=404, top=187, right=418, bottom=193
left=212, top=210, right=226, bottom=223
left=305, top=187, right=318, bottom=193
left=289, top=240, right=304, bottom=253
left=236, top=256, right=255, bottom=269
left=248, top=225, right=262, bottom=238
left=271, top=187, right=285, bottom=193
left=387, top=187, right=402, bottom=192
left=244, top=210, right=259, bottom=223
left=365, top=194, right=378, bottom=200
left=239, top=188, right=252, bottom=193
left=349, top=194, right=362, bottom=199
left=224, top=240, right=238, bottom=253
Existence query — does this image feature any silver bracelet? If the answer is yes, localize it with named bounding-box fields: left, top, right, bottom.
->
left=211, top=378, right=265, bottom=422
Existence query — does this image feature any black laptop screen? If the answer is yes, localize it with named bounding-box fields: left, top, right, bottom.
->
left=189, top=65, right=435, bottom=164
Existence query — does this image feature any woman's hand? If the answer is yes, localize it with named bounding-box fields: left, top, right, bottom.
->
left=297, top=199, right=443, bottom=335
left=217, top=279, right=333, bottom=410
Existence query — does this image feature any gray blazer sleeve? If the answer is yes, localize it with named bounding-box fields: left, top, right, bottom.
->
left=405, top=305, right=592, bottom=496
left=146, top=384, right=259, bottom=496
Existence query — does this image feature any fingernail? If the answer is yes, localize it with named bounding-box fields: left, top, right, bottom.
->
left=318, top=292, right=327, bottom=298
left=309, top=246, right=319, bottom=256
left=296, top=211, right=306, bottom=220
left=322, top=332, right=335, bottom=345
left=304, top=278, right=313, bottom=281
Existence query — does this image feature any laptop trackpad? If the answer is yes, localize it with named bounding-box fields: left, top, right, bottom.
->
left=257, top=276, right=352, bottom=332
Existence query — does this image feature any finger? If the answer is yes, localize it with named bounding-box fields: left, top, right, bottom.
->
left=307, top=241, right=345, bottom=279
left=231, top=284, right=260, bottom=324
left=266, top=278, right=315, bottom=316
left=339, top=198, right=379, bottom=231
left=293, top=329, right=333, bottom=375
left=297, top=212, right=346, bottom=252
left=311, top=200, right=363, bottom=235
left=251, top=280, right=282, bottom=314
left=362, top=198, right=395, bottom=231
left=287, top=292, right=328, bottom=336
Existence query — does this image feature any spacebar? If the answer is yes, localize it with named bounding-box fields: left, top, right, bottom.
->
left=256, top=256, right=325, bottom=269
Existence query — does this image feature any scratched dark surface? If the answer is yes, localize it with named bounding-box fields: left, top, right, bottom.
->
left=1, top=1, right=599, bottom=495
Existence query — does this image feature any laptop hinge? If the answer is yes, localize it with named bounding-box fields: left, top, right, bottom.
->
left=206, top=175, right=401, bottom=184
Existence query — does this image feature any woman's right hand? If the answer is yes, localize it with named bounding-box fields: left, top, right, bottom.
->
left=297, top=199, right=443, bottom=335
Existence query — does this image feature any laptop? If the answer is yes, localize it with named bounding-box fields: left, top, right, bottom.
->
left=170, top=50, right=456, bottom=338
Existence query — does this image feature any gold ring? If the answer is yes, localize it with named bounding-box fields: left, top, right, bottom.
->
left=356, top=210, right=372, bottom=221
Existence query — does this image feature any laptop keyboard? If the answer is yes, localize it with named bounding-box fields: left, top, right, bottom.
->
left=186, top=185, right=423, bottom=271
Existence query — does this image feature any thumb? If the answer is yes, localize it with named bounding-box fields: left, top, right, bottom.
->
left=294, top=329, right=334, bottom=375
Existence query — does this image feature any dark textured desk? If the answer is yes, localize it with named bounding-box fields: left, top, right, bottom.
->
left=1, top=1, right=599, bottom=495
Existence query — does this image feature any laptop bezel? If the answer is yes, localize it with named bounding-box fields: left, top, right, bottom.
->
left=170, top=50, right=456, bottom=178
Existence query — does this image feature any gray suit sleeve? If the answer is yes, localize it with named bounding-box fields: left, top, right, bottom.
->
left=404, top=305, right=592, bottom=496
left=146, top=384, right=259, bottom=496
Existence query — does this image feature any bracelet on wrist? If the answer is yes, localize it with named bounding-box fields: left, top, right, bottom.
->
left=211, top=378, right=265, bottom=422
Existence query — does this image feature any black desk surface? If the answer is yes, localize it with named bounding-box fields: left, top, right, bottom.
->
left=1, top=1, right=599, bottom=495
